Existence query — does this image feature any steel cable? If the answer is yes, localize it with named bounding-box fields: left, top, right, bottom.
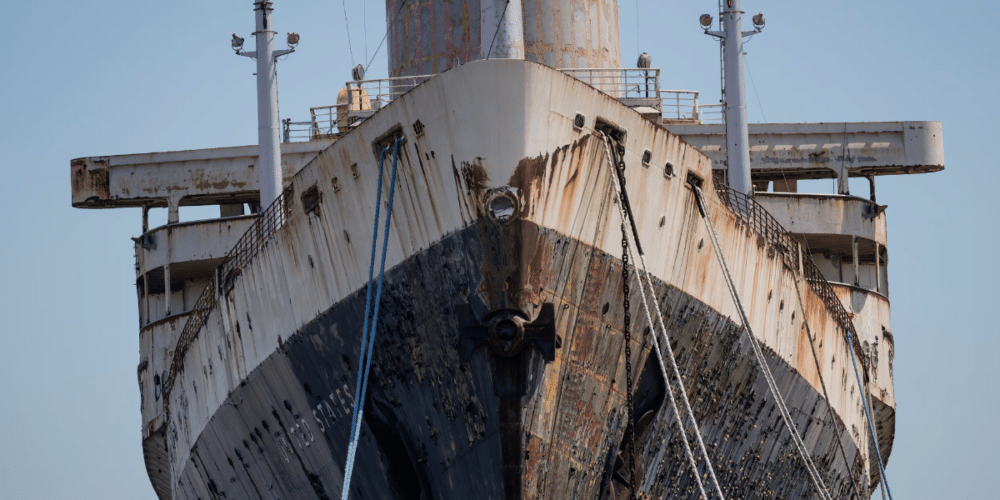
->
left=365, top=0, right=408, bottom=74
left=792, top=280, right=868, bottom=500
left=341, top=0, right=355, bottom=66
left=693, top=186, right=834, bottom=500
left=600, top=134, right=719, bottom=500
left=486, top=0, right=511, bottom=60
left=848, top=321, right=894, bottom=500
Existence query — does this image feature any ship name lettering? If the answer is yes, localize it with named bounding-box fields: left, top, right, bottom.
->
left=313, top=398, right=341, bottom=434
left=277, top=436, right=293, bottom=463
left=289, top=419, right=315, bottom=448
left=312, top=405, right=327, bottom=433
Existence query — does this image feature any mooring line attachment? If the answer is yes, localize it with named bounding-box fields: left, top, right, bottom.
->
left=341, top=137, right=403, bottom=499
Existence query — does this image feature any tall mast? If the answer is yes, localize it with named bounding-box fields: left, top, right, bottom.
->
left=254, top=1, right=282, bottom=208
left=703, top=0, right=764, bottom=196
left=234, top=1, right=297, bottom=208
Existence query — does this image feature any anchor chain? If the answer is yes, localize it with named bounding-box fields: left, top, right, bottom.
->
left=622, top=224, right=637, bottom=499
left=609, top=136, right=637, bottom=500
left=622, top=224, right=635, bottom=500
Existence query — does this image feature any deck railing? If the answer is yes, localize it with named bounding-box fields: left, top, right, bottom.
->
left=307, top=104, right=343, bottom=139
left=345, top=74, right=436, bottom=117
left=560, top=67, right=661, bottom=109
left=282, top=119, right=316, bottom=142
left=165, top=184, right=294, bottom=400
left=695, top=103, right=723, bottom=124
left=660, top=90, right=700, bottom=121
left=283, top=105, right=351, bottom=142
left=713, top=183, right=869, bottom=367
left=218, top=186, right=294, bottom=291
left=282, top=67, right=730, bottom=141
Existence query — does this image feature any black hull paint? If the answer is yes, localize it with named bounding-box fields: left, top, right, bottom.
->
left=174, top=222, right=866, bottom=500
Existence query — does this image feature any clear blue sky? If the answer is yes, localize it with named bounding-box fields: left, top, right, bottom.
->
left=0, top=1, right=996, bottom=498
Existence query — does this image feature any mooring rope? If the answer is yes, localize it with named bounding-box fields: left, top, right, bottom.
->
left=341, top=137, right=402, bottom=499
left=600, top=134, right=722, bottom=499
left=693, top=186, right=833, bottom=500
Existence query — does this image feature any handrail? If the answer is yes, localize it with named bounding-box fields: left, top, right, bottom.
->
left=282, top=119, right=317, bottom=143
left=345, top=74, right=436, bottom=115
left=282, top=67, right=727, bottom=142
left=560, top=67, right=661, bottom=106
left=660, top=89, right=700, bottom=121
left=283, top=105, right=353, bottom=142
left=658, top=90, right=724, bottom=123
left=712, top=183, right=870, bottom=368
left=218, top=186, right=294, bottom=292
left=164, top=184, right=295, bottom=401
left=695, top=103, right=723, bottom=124
left=825, top=281, right=889, bottom=303
left=310, top=104, right=348, bottom=139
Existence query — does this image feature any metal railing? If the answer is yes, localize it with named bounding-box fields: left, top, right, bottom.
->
left=283, top=119, right=316, bottom=142
left=660, top=90, right=701, bottom=121
left=165, top=184, right=295, bottom=400
left=309, top=104, right=343, bottom=139
left=696, top=103, right=723, bottom=124
left=713, top=183, right=869, bottom=367
left=560, top=67, right=661, bottom=109
left=345, top=74, right=436, bottom=117
left=714, top=185, right=799, bottom=265
left=167, top=271, right=216, bottom=390
left=283, top=105, right=350, bottom=142
left=218, top=185, right=294, bottom=291
left=280, top=67, right=727, bottom=143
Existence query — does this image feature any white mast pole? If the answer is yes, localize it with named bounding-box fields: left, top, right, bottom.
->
left=721, top=0, right=751, bottom=195
left=235, top=3, right=296, bottom=209
left=254, top=0, right=282, bottom=208
left=704, top=1, right=762, bottom=196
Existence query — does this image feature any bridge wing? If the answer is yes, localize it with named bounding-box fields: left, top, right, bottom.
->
left=666, top=121, right=944, bottom=180
left=71, top=140, right=334, bottom=209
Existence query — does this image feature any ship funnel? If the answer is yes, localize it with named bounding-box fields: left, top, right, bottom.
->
left=481, top=0, right=524, bottom=59
left=385, top=0, right=622, bottom=78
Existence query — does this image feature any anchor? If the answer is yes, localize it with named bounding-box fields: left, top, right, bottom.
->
left=458, top=303, right=558, bottom=499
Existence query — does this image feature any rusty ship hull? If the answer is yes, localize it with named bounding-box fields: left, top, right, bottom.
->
left=125, top=61, right=891, bottom=499
left=157, top=226, right=868, bottom=500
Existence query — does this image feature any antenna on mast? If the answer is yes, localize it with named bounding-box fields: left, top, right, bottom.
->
left=701, top=0, right=764, bottom=197
left=233, top=1, right=299, bottom=208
